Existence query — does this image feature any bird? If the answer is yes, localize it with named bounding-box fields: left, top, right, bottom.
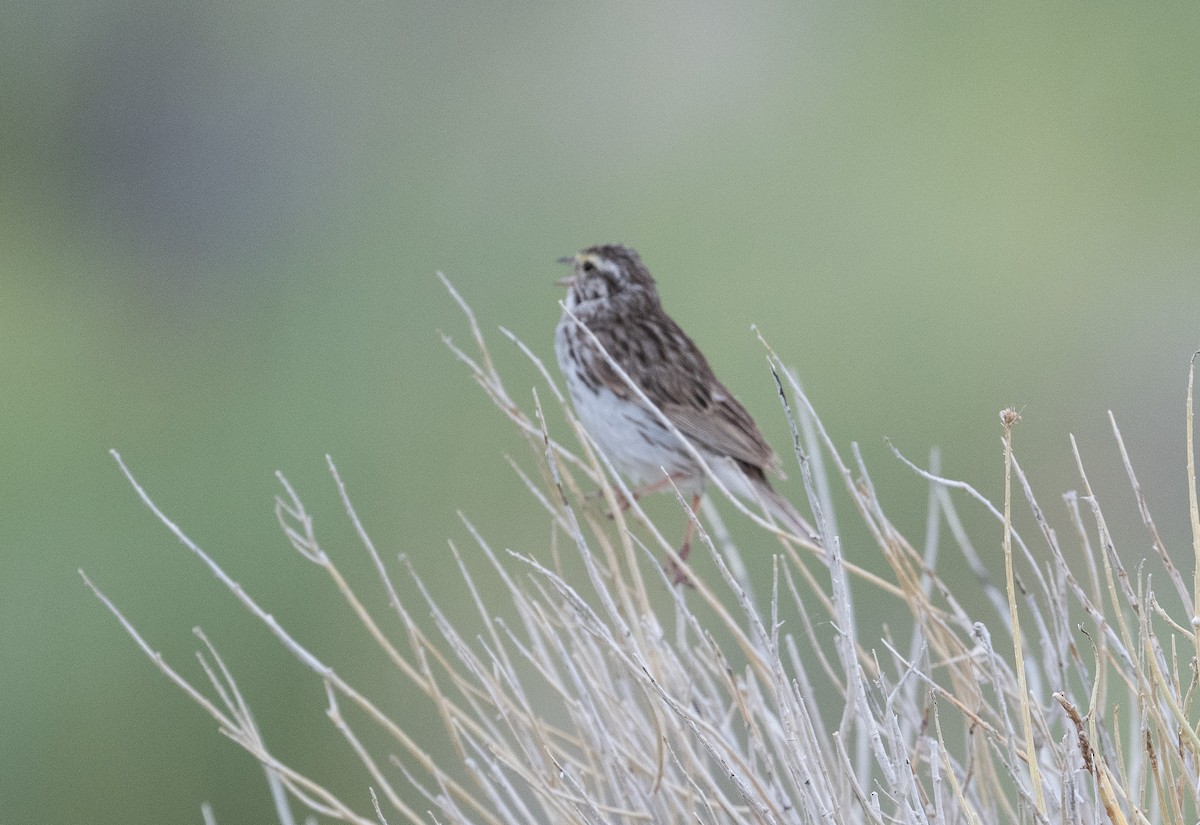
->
left=553, top=243, right=817, bottom=583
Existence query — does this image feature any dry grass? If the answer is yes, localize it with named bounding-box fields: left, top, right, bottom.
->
left=83, top=281, right=1200, bottom=824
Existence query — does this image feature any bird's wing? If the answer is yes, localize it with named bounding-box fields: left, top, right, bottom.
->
left=583, top=312, right=782, bottom=475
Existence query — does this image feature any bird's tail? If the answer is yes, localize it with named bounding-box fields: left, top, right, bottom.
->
left=759, top=484, right=821, bottom=546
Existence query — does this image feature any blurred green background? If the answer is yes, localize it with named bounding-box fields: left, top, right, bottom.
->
left=4, top=2, right=1198, bottom=822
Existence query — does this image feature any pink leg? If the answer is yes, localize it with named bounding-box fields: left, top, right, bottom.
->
left=664, top=493, right=703, bottom=588
left=603, top=472, right=690, bottom=516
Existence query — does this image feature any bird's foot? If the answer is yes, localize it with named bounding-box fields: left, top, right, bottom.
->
left=662, top=555, right=695, bottom=588
left=663, top=535, right=696, bottom=588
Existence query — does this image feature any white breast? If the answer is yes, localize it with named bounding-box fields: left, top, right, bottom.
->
left=555, top=316, right=698, bottom=489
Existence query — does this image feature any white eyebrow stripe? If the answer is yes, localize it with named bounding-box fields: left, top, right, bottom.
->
left=598, top=258, right=623, bottom=278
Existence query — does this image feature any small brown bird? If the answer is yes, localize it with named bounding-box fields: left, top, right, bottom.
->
left=554, top=244, right=816, bottom=582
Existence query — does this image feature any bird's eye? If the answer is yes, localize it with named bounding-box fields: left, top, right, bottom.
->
left=581, top=260, right=596, bottom=273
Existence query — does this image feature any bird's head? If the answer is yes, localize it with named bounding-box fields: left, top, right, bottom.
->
left=557, top=244, right=659, bottom=312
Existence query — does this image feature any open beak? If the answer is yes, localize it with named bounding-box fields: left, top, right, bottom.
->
left=556, top=254, right=577, bottom=287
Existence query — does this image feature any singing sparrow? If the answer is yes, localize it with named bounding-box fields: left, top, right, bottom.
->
left=554, top=244, right=816, bottom=581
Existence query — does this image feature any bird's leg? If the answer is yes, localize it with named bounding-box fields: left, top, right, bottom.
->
left=664, top=493, right=703, bottom=588
left=600, top=472, right=688, bottom=516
